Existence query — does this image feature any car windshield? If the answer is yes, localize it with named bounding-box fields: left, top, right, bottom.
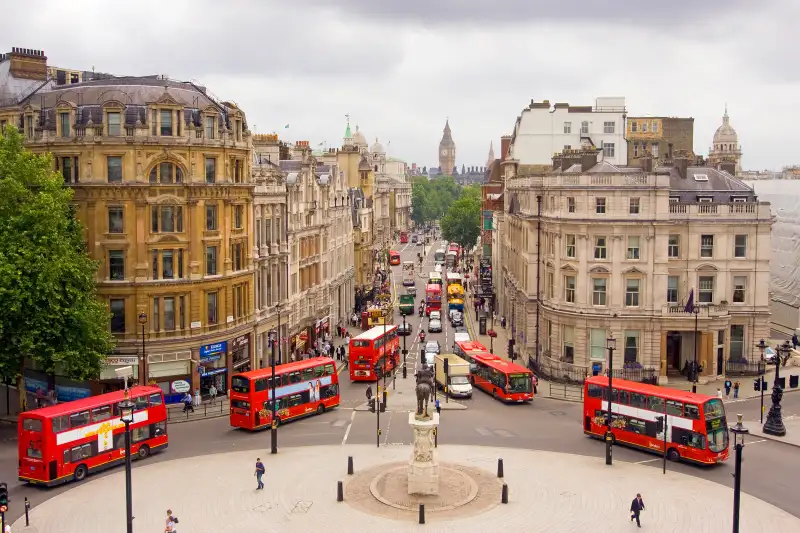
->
left=508, top=373, right=532, bottom=393
left=426, top=342, right=439, bottom=352
left=450, top=376, right=470, bottom=385
left=708, top=426, right=729, bottom=453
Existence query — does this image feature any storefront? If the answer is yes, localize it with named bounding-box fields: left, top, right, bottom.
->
left=291, top=330, right=308, bottom=357
left=98, top=355, right=140, bottom=392
left=315, top=316, right=330, bottom=343
left=148, top=350, right=193, bottom=403
left=199, top=341, right=228, bottom=396
left=231, top=333, right=251, bottom=374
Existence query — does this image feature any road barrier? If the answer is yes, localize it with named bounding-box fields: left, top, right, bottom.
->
left=548, top=383, right=584, bottom=403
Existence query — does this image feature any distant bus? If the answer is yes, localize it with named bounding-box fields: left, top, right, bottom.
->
left=389, top=250, right=401, bottom=266
left=402, top=261, right=416, bottom=286
left=399, top=231, right=409, bottom=243
left=454, top=346, right=534, bottom=403
left=445, top=250, right=458, bottom=269
left=428, top=272, right=443, bottom=287
left=19, top=386, right=168, bottom=486
left=230, top=357, right=340, bottom=430
left=349, top=325, right=400, bottom=382
left=445, top=272, right=463, bottom=287
left=434, top=248, right=446, bottom=265
left=425, top=283, right=442, bottom=316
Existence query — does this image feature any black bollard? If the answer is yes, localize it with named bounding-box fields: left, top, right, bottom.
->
left=501, top=483, right=509, bottom=504
left=337, top=480, right=344, bottom=502
left=419, top=503, right=425, bottom=524
left=25, top=497, right=30, bottom=526
left=347, top=456, right=354, bottom=475
left=497, top=458, right=504, bottom=478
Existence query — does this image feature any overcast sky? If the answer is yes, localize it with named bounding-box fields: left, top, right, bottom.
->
left=2, top=0, right=795, bottom=170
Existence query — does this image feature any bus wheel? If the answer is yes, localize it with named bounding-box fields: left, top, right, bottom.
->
left=317, top=404, right=325, bottom=415
left=667, top=448, right=681, bottom=462
left=137, top=444, right=151, bottom=459
left=74, top=464, right=88, bottom=482
left=492, top=389, right=498, bottom=399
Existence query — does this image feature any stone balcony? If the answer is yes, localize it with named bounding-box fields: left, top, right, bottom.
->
left=668, top=202, right=772, bottom=221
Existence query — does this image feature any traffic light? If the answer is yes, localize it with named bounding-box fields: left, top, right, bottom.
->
left=507, top=340, right=514, bottom=359
left=754, top=379, right=760, bottom=391
left=0, top=481, right=8, bottom=506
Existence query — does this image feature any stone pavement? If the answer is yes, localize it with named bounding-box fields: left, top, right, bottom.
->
left=13, top=444, right=799, bottom=533
left=748, top=416, right=800, bottom=448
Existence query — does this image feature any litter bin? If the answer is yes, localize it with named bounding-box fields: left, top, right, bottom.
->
left=790, top=375, right=799, bottom=389
left=479, top=316, right=487, bottom=335
left=778, top=377, right=786, bottom=389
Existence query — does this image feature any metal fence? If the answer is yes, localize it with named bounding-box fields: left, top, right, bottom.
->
left=529, top=355, right=588, bottom=385
left=548, top=382, right=584, bottom=402
left=609, top=368, right=659, bottom=385
left=724, top=360, right=766, bottom=376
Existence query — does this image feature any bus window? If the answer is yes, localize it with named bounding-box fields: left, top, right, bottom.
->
left=685, top=404, right=700, bottom=420
left=587, top=384, right=604, bottom=398
left=666, top=400, right=683, bottom=417
left=324, top=364, right=335, bottom=376
left=133, top=426, right=151, bottom=443
left=617, top=390, right=630, bottom=405
left=648, top=396, right=664, bottom=412
left=149, top=393, right=163, bottom=405
left=314, top=365, right=325, bottom=378
left=703, top=399, right=724, bottom=420
left=231, top=376, right=250, bottom=393
left=27, top=441, right=42, bottom=459
left=53, top=415, right=69, bottom=432
left=69, top=411, right=90, bottom=428
left=289, top=372, right=301, bottom=384
left=254, top=378, right=268, bottom=392
left=22, top=418, right=42, bottom=432
left=133, top=395, right=149, bottom=411
left=301, top=368, right=314, bottom=382
left=630, top=392, right=647, bottom=409
left=91, top=405, right=112, bottom=422
left=231, top=400, right=251, bottom=410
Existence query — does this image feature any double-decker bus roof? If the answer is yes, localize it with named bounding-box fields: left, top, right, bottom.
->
left=428, top=272, right=442, bottom=279
left=456, top=340, right=488, bottom=352
left=234, top=356, right=337, bottom=380
left=425, top=284, right=441, bottom=292
left=585, top=375, right=715, bottom=403
left=353, top=324, right=398, bottom=341
left=22, top=385, right=162, bottom=419
left=390, top=250, right=399, bottom=256
left=472, top=352, right=531, bottom=374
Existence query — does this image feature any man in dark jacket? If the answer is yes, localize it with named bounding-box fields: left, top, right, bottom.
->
left=630, top=493, right=645, bottom=527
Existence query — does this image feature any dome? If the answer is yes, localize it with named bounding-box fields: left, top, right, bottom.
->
left=713, top=107, right=738, bottom=144
left=370, top=137, right=385, bottom=154
left=352, top=125, right=367, bottom=147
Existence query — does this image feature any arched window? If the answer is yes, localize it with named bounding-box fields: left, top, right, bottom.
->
left=149, top=162, right=184, bottom=184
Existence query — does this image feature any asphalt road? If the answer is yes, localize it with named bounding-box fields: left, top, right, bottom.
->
left=3, top=238, right=800, bottom=523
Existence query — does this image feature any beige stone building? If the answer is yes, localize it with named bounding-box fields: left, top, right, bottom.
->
left=500, top=148, right=772, bottom=383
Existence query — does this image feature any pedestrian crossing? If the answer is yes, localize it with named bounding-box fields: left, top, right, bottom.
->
left=473, top=426, right=517, bottom=438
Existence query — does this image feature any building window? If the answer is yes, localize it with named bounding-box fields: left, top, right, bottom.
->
left=25, top=115, right=34, bottom=138
left=633, top=143, right=639, bottom=158
left=565, top=234, right=576, bottom=258
left=699, top=275, right=715, bottom=303
left=629, top=197, right=640, bottom=214
left=107, top=112, right=121, bottom=136
left=59, top=112, right=70, bottom=138
left=205, top=116, right=215, bottom=139
left=700, top=235, right=714, bottom=258
left=233, top=205, right=244, bottom=229
left=652, top=121, right=659, bottom=133
left=149, top=162, right=183, bottom=184
left=631, top=121, right=638, bottom=133
left=595, top=197, right=606, bottom=214
left=207, top=291, right=218, bottom=325
left=641, top=122, right=648, bottom=133
left=624, top=331, right=639, bottom=364
left=109, top=250, right=125, bottom=280
left=162, top=297, right=176, bottom=331
left=603, top=121, right=615, bottom=134
left=626, top=236, right=640, bottom=260
left=594, top=236, right=607, bottom=259
left=108, top=206, right=124, bottom=234
left=546, top=271, right=554, bottom=299
left=109, top=299, right=125, bottom=333
left=567, top=197, right=576, bottom=213
left=668, top=235, right=680, bottom=258
left=734, top=234, right=747, bottom=258
left=562, top=325, right=575, bottom=363
left=548, top=232, right=555, bottom=256
left=206, top=246, right=218, bottom=275
left=233, top=159, right=244, bottom=183
left=151, top=249, right=184, bottom=280
left=733, top=276, right=747, bottom=304
left=625, top=278, right=640, bottom=307
left=590, top=329, right=606, bottom=360
left=592, top=278, right=607, bottom=306
left=57, top=156, right=79, bottom=183
left=160, top=109, right=173, bottom=136
left=603, top=143, right=615, bottom=158
left=730, top=325, right=745, bottom=360
left=651, top=143, right=659, bottom=157
left=205, top=157, right=216, bottom=184
left=107, top=156, right=123, bottom=183
left=233, top=284, right=246, bottom=319
left=232, top=242, right=244, bottom=271
left=667, top=276, right=679, bottom=303
left=564, top=275, right=576, bottom=303
left=563, top=122, right=571, bottom=134
left=206, top=204, right=218, bottom=231
left=580, top=121, right=589, bottom=134
left=151, top=206, right=183, bottom=233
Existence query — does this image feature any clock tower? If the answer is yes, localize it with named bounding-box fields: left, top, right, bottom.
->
left=438, top=119, right=456, bottom=175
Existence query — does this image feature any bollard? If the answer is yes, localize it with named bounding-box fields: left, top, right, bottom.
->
left=501, top=483, right=509, bottom=504
left=383, top=390, right=388, bottom=408
left=347, top=456, right=354, bottom=475
left=497, top=458, right=504, bottom=478
left=25, top=497, right=30, bottom=526
left=419, top=503, right=425, bottom=524
left=337, top=480, right=344, bottom=502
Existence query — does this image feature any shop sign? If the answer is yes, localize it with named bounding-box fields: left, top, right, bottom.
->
left=171, top=380, right=191, bottom=394
left=201, top=367, right=228, bottom=378
left=200, top=341, right=227, bottom=359
left=106, top=356, right=138, bottom=366
left=232, top=334, right=250, bottom=350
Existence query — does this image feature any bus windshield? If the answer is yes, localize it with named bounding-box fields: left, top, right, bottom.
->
left=703, top=399, right=725, bottom=420
left=508, top=373, right=532, bottom=393
left=708, top=426, right=729, bottom=452
left=231, top=376, right=250, bottom=393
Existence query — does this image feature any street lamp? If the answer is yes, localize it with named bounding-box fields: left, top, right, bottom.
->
left=692, top=305, right=700, bottom=393
left=402, top=314, right=408, bottom=379
left=117, top=390, right=136, bottom=533
left=138, top=312, right=147, bottom=385
left=757, top=338, right=766, bottom=424
left=730, top=413, right=749, bottom=533
left=605, top=337, right=616, bottom=466
left=763, top=340, right=789, bottom=436
left=271, top=302, right=283, bottom=454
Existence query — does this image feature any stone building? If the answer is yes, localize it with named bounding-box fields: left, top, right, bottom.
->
left=438, top=119, right=456, bottom=175
left=499, top=148, right=772, bottom=383
left=626, top=117, right=694, bottom=165
left=707, top=106, right=743, bottom=175
left=0, top=65, right=256, bottom=395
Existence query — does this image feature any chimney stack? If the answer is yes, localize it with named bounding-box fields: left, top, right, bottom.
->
left=580, top=147, right=599, bottom=172
left=500, top=135, right=512, bottom=161
left=639, top=152, right=653, bottom=172
left=8, top=47, right=47, bottom=81
left=552, top=152, right=562, bottom=171
left=673, top=149, right=690, bottom=179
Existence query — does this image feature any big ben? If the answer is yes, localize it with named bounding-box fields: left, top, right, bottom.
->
left=439, top=119, right=456, bottom=175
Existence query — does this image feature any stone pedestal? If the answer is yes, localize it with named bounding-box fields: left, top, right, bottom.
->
left=407, top=412, right=440, bottom=495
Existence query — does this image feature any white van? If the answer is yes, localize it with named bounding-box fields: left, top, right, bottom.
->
left=453, top=332, right=470, bottom=344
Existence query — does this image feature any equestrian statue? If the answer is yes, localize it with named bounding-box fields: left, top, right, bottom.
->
left=415, top=364, right=435, bottom=419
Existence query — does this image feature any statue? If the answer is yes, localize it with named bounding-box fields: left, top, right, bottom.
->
left=415, top=364, right=434, bottom=419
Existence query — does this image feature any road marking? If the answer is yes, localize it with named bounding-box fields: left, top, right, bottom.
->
left=341, top=410, right=355, bottom=445
left=383, top=411, right=394, bottom=445
left=475, top=427, right=491, bottom=436
left=747, top=439, right=767, bottom=445
left=634, top=458, right=661, bottom=464
left=332, top=419, right=347, bottom=427
left=494, top=429, right=515, bottom=438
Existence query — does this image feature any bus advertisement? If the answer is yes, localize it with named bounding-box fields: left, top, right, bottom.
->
left=425, top=284, right=442, bottom=316
left=455, top=349, right=534, bottom=403
left=389, top=250, right=401, bottom=266
left=349, top=325, right=400, bottom=381
left=402, top=261, right=416, bottom=286
left=19, top=386, right=168, bottom=486
left=230, top=357, right=340, bottom=430
left=434, top=248, right=446, bottom=265
left=583, top=376, right=729, bottom=465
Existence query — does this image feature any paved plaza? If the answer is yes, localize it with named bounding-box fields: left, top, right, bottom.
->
left=13, top=444, right=799, bottom=533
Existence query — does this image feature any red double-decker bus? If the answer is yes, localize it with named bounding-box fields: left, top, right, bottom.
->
left=399, top=231, right=409, bottom=243
left=349, top=325, right=400, bottom=381
left=230, top=357, right=340, bottom=430
left=425, top=284, right=442, bottom=316
left=454, top=342, right=534, bottom=402
left=583, top=376, right=729, bottom=465
left=389, top=250, right=401, bottom=266
left=18, top=386, right=168, bottom=486
left=453, top=340, right=489, bottom=360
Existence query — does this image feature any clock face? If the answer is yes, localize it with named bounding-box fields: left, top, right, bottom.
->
left=441, top=149, right=447, bottom=156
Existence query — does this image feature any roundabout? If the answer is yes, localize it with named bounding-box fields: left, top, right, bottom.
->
left=13, top=444, right=800, bottom=533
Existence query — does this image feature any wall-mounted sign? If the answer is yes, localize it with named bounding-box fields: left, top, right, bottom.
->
left=106, top=356, right=138, bottom=366
left=190, top=321, right=202, bottom=329
left=200, top=342, right=227, bottom=359
left=171, top=380, right=191, bottom=394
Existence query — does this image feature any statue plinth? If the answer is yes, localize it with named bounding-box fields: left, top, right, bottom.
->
left=408, top=412, right=440, bottom=495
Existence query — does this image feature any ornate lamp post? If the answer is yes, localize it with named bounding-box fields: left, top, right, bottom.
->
left=402, top=314, right=408, bottom=379
left=271, top=302, right=283, bottom=454
left=730, top=414, right=749, bottom=533
left=762, top=340, right=789, bottom=436
left=757, top=338, right=766, bottom=424
left=605, top=337, right=616, bottom=466
left=692, top=305, right=700, bottom=393
left=138, top=312, right=147, bottom=385
left=117, top=390, right=136, bottom=533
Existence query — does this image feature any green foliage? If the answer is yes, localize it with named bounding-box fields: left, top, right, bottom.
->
left=441, top=192, right=481, bottom=252
left=411, top=175, right=461, bottom=226
left=0, top=126, right=114, bottom=383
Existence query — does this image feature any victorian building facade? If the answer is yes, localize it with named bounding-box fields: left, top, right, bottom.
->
left=499, top=148, right=772, bottom=383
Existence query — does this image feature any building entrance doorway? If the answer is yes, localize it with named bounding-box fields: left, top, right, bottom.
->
left=666, top=332, right=683, bottom=374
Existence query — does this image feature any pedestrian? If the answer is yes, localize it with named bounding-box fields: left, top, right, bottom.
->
left=254, top=457, right=265, bottom=490
left=724, top=378, right=732, bottom=398
left=366, top=384, right=373, bottom=401
left=193, top=388, right=201, bottom=407
left=209, top=383, right=217, bottom=405
left=435, top=398, right=441, bottom=415
left=716, top=388, right=723, bottom=399
left=733, top=380, right=740, bottom=399
left=629, top=493, right=645, bottom=527
left=165, top=509, right=179, bottom=533
left=793, top=333, right=799, bottom=350
left=182, top=392, right=194, bottom=413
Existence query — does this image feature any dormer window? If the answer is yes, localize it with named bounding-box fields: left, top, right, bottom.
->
left=205, top=116, right=215, bottom=139
left=107, top=112, right=121, bottom=136
left=669, top=197, right=679, bottom=203
left=732, top=197, right=746, bottom=203
left=160, top=110, right=173, bottom=136
left=59, top=112, right=71, bottom=138
left=698, top=197, right=712, bottom=203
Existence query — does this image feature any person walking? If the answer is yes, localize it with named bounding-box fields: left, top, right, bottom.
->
left=716, top=388, right=723, bottom=399
left=630, top=493, right=645, bottom=527
left=254, top=457, right=266, bottom=490
left=209, top=384, right=217, bottom=405
left=793, top=333, right=799, bottom=350
left=733, top=380, right=740, bottom=399
left=182, top=392, right=194, bottom=413
left=164, top=510, right=179, bottom=533
left=724, top=378, right=732, bottom=398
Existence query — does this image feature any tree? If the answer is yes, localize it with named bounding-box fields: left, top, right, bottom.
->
left=441, top=194, right=481, bottom=252
left=411, top=175, right=461, bottom=226
left=0, top=126, right=114, bottom=410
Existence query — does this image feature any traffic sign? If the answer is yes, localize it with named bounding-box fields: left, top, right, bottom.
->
left=0, top=505, right=7, bottom=512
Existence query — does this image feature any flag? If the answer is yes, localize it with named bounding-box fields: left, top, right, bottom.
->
left=284, top=124, right=290, bottom=129
left=684, top=288, right=694, bottom=313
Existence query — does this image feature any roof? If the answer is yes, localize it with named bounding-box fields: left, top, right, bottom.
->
left=21, top=386, right=161, bottom=418
left=353, top=324, right=398, bottom=341
left=425, top=284, right=441, bottom=291
left=659, top=166, right=755, bottom=203
left=232, top=357, right=336, bottom=380
left=473, top=352, right=531, bottom=374
left=585, top=375, right=718, bottom=404
left=455, top=340, right=488, bottom=352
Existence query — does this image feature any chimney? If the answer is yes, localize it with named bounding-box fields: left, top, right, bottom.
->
left=9, top=47, right=47, bottom=81
left=500, top=135, right=512, bottom=161
left=673, top=149, right=690, bottom=179
left=552, top=152, right=562, bottom=171
left=639, top=153, right=653, bottom=172
left=560, top=149, right=579, bottom=171
left=581, top=148, right=599, bottom=172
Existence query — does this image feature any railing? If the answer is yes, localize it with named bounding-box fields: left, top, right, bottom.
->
left=610, top=367, right=659, bottom=384
left=529, top=354, right=588, bottom=385
left=548, top=382, right=584, bottom=402
left=668, top=202, right=769, bottom=220
left=724, top=359, right=766, bottom=376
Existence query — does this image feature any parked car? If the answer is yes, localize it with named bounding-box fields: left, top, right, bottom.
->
left=425, top=341, right=441, bottom=354
left=429, top=319, right=442, bottom=332
left=429, top=310, right=441, bottom=322
left=454, top=326, right=468, bottom=334
left=397, top=322, right=413, bottom=336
